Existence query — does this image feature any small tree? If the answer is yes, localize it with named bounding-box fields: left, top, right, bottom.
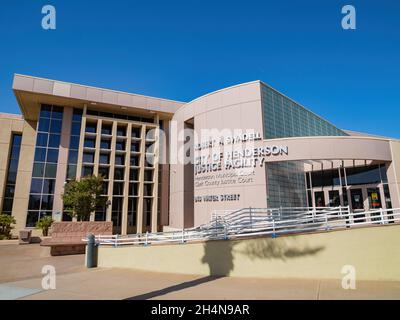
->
left=62, top=175, right=106, bottom=221
left=36, top=216, right=54, bottom=237
left=0, top=214, right=16, bottom=240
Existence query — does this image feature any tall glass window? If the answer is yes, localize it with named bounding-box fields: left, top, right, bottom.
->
left=27, top=105, right=63, bottom=227
left=1, top=134, right=22, bottom=214
left=66, top=109, right=83, bottom=181
left=266, top=161, right=307, bottom=208
left=261, top=84, right=348, bottom=139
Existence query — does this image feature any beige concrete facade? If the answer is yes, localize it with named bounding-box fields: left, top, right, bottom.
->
left=0, top=74, right=399, bottom=236
left=97, top=224, right=400, bottom=282
left=169, top=81, right=400, bottom=228
left=0, top=114, right=37, bottom=232
left=4, top=74, right=182, bottom=235
left=0, top=114, right=24, bottom=215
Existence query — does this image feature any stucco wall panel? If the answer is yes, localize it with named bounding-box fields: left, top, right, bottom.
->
left=13, top=171, right=31, bottom=202
left=97, top=224, right=400, bottom=281
left=387, top=140, right=400, bottom=208
left=0, top=143, right=9, bottom=169
left=70, top=85, right=86, bottom=100
left=170, top=79, right=396, bottom=229
left=169, top=192, right=184, bottom=229
left=239, top=82, right=262, bottom=102
left=12, top=120, right=37, bottom=232
left=183, top=101, right=195, bottom=120
left=33, top=79, right=53, bottom=95
left=0, top=119, right=12, bottom=144
left=240, top=101, right=264, bottom=133
left=170, top=81, right=264, bottom=229
left=0, top=170, right=5, bottom=210
left=53, top=82, right=71, bottom=97
left=205, top=92, right=223, bottom=113
left=86, top=87, right=102, bottom=102
left=21, top=121, right=37, bottom=146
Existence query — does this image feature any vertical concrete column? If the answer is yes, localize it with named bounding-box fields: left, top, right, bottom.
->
left=52, top=106, right=73, bottom=221
left=76, top=106, right=87, bottom=181
left=106, top=121, right=118, bottom=222
left=159, top=119, right=170, bottom=227
left=151, top=117, right=160, bottom=233
left=90, top=119, right=103, bottom=222
left=93, top=119, right=102, bottom=176
left=73, top=106, right=87, bottom=222
left=0, top=118, right=14, bottom=212
left=136, top=124, right=146, bottom=234
left=387, top=141, right=400, bottom=209
left=121, top=123, right=132, bottom=235
left=10, top=120, right=36, bottom=232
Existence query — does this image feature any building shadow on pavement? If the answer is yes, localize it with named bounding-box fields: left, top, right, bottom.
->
left=124, top=275, right=223, bottom=300
left=125, top=237, right=324, bottom=300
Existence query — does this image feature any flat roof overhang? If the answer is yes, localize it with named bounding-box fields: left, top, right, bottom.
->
left=13, top=74, right=186, bottom=121
left=252, top=136, right=395, bottom=170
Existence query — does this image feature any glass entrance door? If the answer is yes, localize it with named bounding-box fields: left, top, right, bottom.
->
left=328, top=190, right=340, bottom=207
left=367, top=187, right=382, bottom=222
left=314, top=191, right=325, bottom=207
left=350, top=189, right=364, bottom=210
left=367, top=188, right=382, bottom=209
left=350, top=188, right=365, bottom=223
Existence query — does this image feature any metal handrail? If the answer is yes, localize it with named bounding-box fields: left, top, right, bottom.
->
left=88, top=206, right=400, bottom=247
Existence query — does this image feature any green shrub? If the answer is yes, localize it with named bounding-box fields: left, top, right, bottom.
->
left=0, top=214, right=16, bottom=240
left=36, top=216, right=54, bottom=237
left=63, top=175, right=106, bottom=221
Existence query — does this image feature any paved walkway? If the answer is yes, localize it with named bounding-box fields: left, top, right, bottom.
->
left=0, top=244, right=400, bottom=300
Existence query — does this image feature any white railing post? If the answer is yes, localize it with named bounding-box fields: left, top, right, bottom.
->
left=114, top=234, right=118, bottom=248
left=272, top=219, right=276, bottom=238
left=380, top=208, right=385, bottom=225
left=93, top=206, right=400, bottom=248
left=325, top=213, right=329, bottom=231
left=348, top=207, right=353, bottom=226
left=214, top=216, right=218, bottom=238
left=249, top=207, right=253, bottom=230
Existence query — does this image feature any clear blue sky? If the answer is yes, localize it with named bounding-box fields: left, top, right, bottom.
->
left=0, top=0, right=399, bottom=138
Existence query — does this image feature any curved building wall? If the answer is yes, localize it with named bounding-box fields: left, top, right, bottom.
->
left=169, top=81, right=399, bottom=229
left=170, top=81, right=265, bottom=228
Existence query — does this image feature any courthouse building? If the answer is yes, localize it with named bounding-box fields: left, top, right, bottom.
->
left=1, top=74, right=399, bottom=235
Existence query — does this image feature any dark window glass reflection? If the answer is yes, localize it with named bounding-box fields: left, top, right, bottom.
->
left=30, top=179, right=43, bottom=194
left=38, top=118, right=50, bottom=132
left=33, top=163, right=45, bottom=177
left=50, top=119, right=62, bottom=133
left=42, top=179, right=56, bottom=194
left=346, top=165, right=381, bottom=185
left=69, top=136, right=80, bottom=149
left=36, top=133, right=48, bottom=147
left=46, top=149, right=59, bottom=163
left=48, top=134, right=61, bottom=148
left=35, top=148, right=47, bottom=162
left=71, top=122, right=81, bottom=136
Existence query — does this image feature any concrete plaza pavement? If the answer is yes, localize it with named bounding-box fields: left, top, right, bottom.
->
left=1, top=243, right=400, bottom=300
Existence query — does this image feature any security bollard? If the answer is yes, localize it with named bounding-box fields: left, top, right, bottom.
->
left=86, top=234, right=96, bottom=268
